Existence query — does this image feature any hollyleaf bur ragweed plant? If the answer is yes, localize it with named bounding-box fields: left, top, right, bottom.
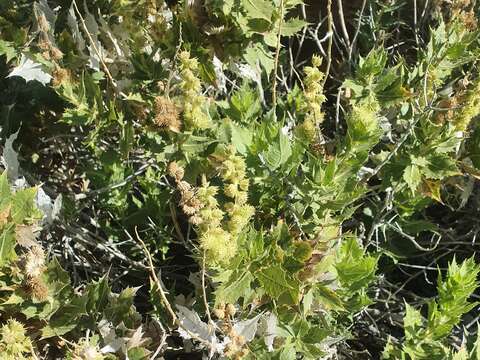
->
left=1, top=0, right=480, bottom=359
left=168, top=146, right=254, bottom=264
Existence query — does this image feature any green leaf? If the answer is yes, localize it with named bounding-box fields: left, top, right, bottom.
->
left=471, top=331, right=480, bottom=360
left=255, top=264, right=293, bottom=299
left=382, top=337, right=404, bottom=359
left=403, top=303, right=423, bottom=340
left=120, top=120, right=135, bottom=159
left=431, top=257, right=480, bottom=339
left=0, top=40, right=16, bottom=63
left=244, top=44, right=275, bottom=75
left=279, top=343, right=296, bottom=360
left=44, top=258, right=71, bottom=286
left=358, top=48, right=388, bottom=80
left=424, top=154, right=459, bottom=179
left=335, top=237, right=378, bottom=292
left=281, top=18, right=307, bottom=36
left=285, top=0, right=304, bottom=7
left=225, top=83, right=262, bottom=124
left=84, top=275, right=111, bottom=314
left=11, top=186, right=39, bottom=224
left=127, top=347, right=148, bottom=360
left=22, top=305, right=41, bottom=319
left=215, top=271, right=254, bottom=305
left=40, top=323, right=78, bottom=339
left=452, top=347, right=469, bottom=360
left=315, top=285, right=345, bottom=311
left=263, top=131, right=292, bottom=171
left=243, top=0, right=275, bottom=21
left=403, top=164, right=422, bottom=193
left=0, top=172, right=11, bottom=209
left=0, top=226, right=16, bottom=266
left=41, top=296, right=87, bottom=339
left=3, top=291, right=24, bottom=305
left=104, top=286, right=140, bottom=325
left=231, top=123, right=253, bottom=155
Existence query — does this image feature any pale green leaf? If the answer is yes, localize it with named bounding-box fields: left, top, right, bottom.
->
left=243, top=0, right=275, bottom=21
left=11, top=187, right=39, bottom=224
left=215, top=271, right=253, bottom=305
left=263, top=131, right=292, bottom=170
left=281, top=18, right=307, bottom=36
left=0, top=40, right=16, bottom=62
left=255, top=264, right=292, bottom=299
left=403, top=164, right=422, bottom=193
left=0, top=172, right=11, bottom=209
left=0, top=226, right=16, bottom=266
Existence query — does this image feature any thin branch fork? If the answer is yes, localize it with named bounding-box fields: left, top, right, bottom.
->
left=135, top=228, right=216, bottom=351
left=322, top=0, right=333, bottom=88
left=71, top=0, right=125, bottom=97
left=272, top=0, right=285, bottom=109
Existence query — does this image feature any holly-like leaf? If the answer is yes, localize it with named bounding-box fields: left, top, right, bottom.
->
left=255, top=264, right=293, bottom=299
left=0, top=226, right=16, bottom=266
left=243, top=0, right=275, bottom=22
left=244, top=44, right=275, bottom=75
left=40, top=296, right=87, bottom=339
left=0, top=40, right=16, bottom=62
left=176, top=304, right=223, bottom=357
left=262, top=131, right=292, bottom=171
left=424, top=154, right=460, bottom=179
left=403, top=164, right=422, bottom=193
left=335, top=237, right=378, bottom=293
left=403, top=303, right=423, bottom=340
left=11, top=186, right=39, bottom=224
left=84, top=275, right=111, bottom=314
left=215, top=270, right=254, bottom=305
left=0, top=172, right=11, bottom=209
left=315, top=285, right=345, bottom=311
left=281, top=18, right=307, bottom=36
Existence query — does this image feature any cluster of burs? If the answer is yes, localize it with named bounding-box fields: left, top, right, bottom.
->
left=168, top=145, right=254, bottom=264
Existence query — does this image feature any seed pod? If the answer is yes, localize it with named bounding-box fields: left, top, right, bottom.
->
left=24, top=246, right=46, bottom=278
left=223, top=343, right=238, bottom=357
left=154, top=96, right=181, bottom=132
left=50, top=46, right=64, bottom=60
left=26, top=276, right=49, bottom=301
left=236, top=335, right=246, bottom=346
left=213, top=308, right=225, bottom=319
left=37, top=14, right=50, bottom=33
left=168, top=162, right=185, bottom=181
left=225, top=303, right=236, bottom=317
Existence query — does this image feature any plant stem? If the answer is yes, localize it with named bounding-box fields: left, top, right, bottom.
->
left=272, top=0, right=285, bottom=110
